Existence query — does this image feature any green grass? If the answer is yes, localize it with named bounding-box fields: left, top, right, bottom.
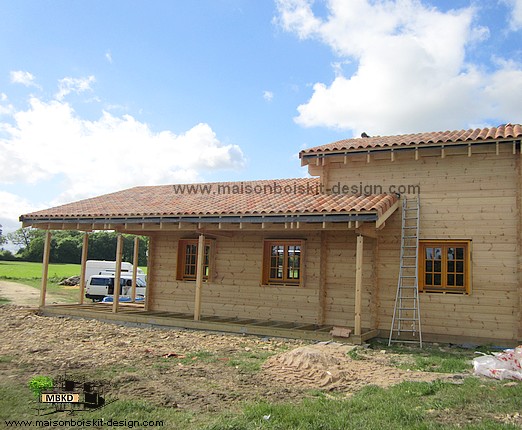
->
left=1, top=356, right=521, bottom=429
left=0, top=261, right=80, bottom=279
left=207, top=378, right=522, bottom=430
left=372, top=342, right=477, bottom=374
left=227, top=350, right=275, bottom=373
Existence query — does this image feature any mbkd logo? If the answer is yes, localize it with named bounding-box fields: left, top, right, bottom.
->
left=41, top=393, right=80, bottom=403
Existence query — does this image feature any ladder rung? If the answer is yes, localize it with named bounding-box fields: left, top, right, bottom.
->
left=403, top=226, right=417, bottom=229
left=401, top=265, right=417, bottom=268
left=398, top=308, right=417, bottom=311
left=403, top=236, right=418, bottom=238
left=404, top=217, right=418, bottom=220
left=398, top=285, right=418, bottom=289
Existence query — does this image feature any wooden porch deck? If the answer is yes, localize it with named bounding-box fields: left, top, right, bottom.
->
left=40, top=303, right=378, bottom=343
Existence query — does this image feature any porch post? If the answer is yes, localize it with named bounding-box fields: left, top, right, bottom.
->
left=112, top=234, right=123, bottom=313
left=131, top=236, right=139, bottom=302
left=354, top=235, right=363, bottom=336
left=39, top=230, right=52, bottom=308
left=194, top=233, right=205, bottom=321
left=78, top=233, right=89, bottom=304
left=144, top=236, right=154, bottom=311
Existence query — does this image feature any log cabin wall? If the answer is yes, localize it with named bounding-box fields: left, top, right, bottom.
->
left=147, top=230, right=376, bottom=328
left=319, top=144, right=519, bottom=344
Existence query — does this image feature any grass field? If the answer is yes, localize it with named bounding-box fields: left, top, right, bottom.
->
left=0, top=261, right=81, bottom=280
left=1, top=376, right=521, bottom=429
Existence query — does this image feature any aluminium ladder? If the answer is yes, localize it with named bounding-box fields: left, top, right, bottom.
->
left=388, top=196, right=422, bottom=348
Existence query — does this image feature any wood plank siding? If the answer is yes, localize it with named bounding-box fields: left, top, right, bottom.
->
left=320, top=144, right=519, bottom=344
left=146, top=230, right=375, bottom=330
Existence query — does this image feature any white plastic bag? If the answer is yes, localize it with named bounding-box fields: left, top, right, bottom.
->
left=473, top=346, right=522, bottom=381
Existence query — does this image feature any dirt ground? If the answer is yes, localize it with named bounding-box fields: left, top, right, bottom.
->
left=0, top=280, right=64, bottom=306
left=0, top=281, right=466, bottom=412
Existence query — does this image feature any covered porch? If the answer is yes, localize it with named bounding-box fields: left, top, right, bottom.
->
left=20, top=178, right=400, bottom=344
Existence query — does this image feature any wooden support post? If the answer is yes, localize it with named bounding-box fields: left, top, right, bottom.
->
left=39, top=231, right=52, bottom=308
left=194, top=233, right=205, bottom=321
left=78, top=233, right=89, bottom=304
left=145, top=236, right=154, bottom=311
left=354, top=235, right=363, bottom=336
left=131, top=236, right=139, bottom=302
left=317, top=231, right=327, bottom=325
left=517, top=147, right=522, bottom=342
left=112, top=234, right=123, bottom=313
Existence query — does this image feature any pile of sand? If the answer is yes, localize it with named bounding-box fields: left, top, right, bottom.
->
left=263, top=342, right=451, bottom=391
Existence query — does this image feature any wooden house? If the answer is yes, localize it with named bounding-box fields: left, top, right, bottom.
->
left=20, top=123, right=522, bottom=345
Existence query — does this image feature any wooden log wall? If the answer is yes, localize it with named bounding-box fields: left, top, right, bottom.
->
left=323, top=145, right=519, bottom=343
left=147, top=230, right=376, bottom=327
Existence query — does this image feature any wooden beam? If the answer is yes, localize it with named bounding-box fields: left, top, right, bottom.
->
left=516, top=147, right=522, bottom=342
left=112, top=234, right=123, bottom=313
left=144, top=236, right=154, bottom=311
left=354, top=235, right=363, bottom=336
left=194, top=233, right=205, bottom=321
left=355, top=222, right=378, bottom=238
left=375, top=199, right=400, bottom=229
left=317, top=231, right=327, bottom=325
left=39, top=231, right=52, bottom=308
left=78, top=233, right=89, bottom=305
left=131, top=236, right=139, bottom=302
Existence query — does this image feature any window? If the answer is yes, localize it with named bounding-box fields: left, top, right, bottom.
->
left=176, top=239, right=214, bottom=281
left=419, top=240, right=471, bottom=294
left=262, top=240, right=304, bottom=286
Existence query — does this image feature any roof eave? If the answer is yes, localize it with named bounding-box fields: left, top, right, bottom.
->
left=300, top=137, right=522, bottom=162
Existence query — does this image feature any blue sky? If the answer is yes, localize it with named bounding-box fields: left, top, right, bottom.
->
left=1, top=0, right=522, bottom=236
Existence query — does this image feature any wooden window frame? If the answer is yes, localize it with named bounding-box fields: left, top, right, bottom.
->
left=176, top=239, right=215, bottom=282
left=262, top=239, right=305, bottom=287
left=419, top=240, right=471, bottom=294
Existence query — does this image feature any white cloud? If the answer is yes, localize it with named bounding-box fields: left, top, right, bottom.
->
left=0, top=191, right=40, bottom=238
left=55, top=76, right=96, bottom=101
left=275, top=0, right=522, bottom=135
left=0, top=96, right=246, bottom=212
left=0, top=93, right=14, bottom=115
left=263, top=90, right=274, bottom=102
left=504, top=0, right=522, bottom=30
left=105, top=50, right=113, bottom=64
left=10, top=71, right=38, bottom=87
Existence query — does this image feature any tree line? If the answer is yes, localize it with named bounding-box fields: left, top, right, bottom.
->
left=0, top=227, right=148, bottom=266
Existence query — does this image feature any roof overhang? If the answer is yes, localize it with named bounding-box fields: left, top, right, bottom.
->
left=300, top=138, right=522, bottom=166
left=21, top=200, right=399, bottom=233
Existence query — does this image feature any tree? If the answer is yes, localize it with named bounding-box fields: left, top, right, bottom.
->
left=7, top=228, right=39, bottom=249
left=54, top=237, right=81, bottom=264
left=6, top=228, right=148, bottom=265
left=0, top=224, right=6, bottom=246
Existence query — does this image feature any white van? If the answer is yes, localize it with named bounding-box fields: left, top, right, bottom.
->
left=84, top=260, right=146, bottom=283
left=85, top=274, right=146, bottom=302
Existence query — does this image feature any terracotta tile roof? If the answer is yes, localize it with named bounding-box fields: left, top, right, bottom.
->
left=20, top=178, right=398, bottom=221
left=300, top=123, right=522, bottom=156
